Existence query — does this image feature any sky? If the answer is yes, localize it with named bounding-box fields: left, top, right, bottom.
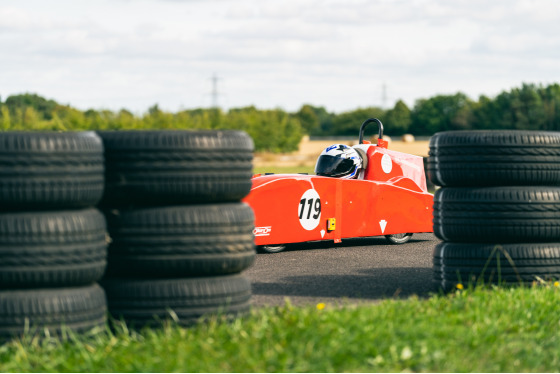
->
left=1, top=0, right=559, bottom=114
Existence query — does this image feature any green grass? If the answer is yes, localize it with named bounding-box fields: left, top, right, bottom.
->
left=1, top=284, right=560, bottom=372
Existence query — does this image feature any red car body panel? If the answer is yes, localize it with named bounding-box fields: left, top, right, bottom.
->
left=243, top=142, right=434, bottom=247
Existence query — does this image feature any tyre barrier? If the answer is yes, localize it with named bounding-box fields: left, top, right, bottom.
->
left=98, top=130, right=256, bottom=328
left=0, top=129, right=256, bottom=339
left=0, top=131, right=105, bottom=210
left=429, top=130, right=560, bottom=292
left=97, top=130, right=254, bottom=206
left=0, top=132, right=108, bottom=341
left=428, top=130, right=560, bottom=187
left=0, top=284, right=107, bottom=340
left=0, top=209, right=108, bottom=288
left=102, top=275, right=252, bottom=328
left=104, top=203, right=255, bottom=278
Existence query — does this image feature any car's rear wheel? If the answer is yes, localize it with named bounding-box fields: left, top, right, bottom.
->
left=385, top=233, right=413, bottom=244
left=259, top=245, right=287, bottom=253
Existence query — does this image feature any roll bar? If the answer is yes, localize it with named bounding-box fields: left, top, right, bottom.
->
left=359, top=118, right=384, bottom=144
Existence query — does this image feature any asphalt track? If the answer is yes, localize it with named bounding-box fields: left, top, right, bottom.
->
left=245, top=233, right=441, bottom=307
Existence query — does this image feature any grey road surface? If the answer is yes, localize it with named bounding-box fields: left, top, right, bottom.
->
left=245, top=233, right=441, bottom=307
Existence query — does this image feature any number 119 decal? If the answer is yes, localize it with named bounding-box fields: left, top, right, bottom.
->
left=298, top=189, right=321, bottom=230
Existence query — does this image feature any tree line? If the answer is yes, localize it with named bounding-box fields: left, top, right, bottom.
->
left=1, top=82, right=559, bottom=152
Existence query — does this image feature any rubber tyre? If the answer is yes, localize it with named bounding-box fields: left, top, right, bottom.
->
left=104, top=203, right=255, bottom=277
left=433, top=242, right=560, bottom=292
left=259, top=245, right=287, bottom=254
left=0, top=209, right=108, bottom=288
left=102, top=274, right=252, bottom=328
left=98, top=130, right=254, bottom=206
left=0, top=131, right=104, bottom=210
left=385, top=233, right=413, bottom=244
left=433, top=186, right=560, bottom=243
left=0, top=284, right=107, bottom=340
left=428, top=130, right=560, bottom=186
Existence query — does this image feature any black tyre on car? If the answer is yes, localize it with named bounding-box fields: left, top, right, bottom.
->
left=385, top=233, right=413, bottom=244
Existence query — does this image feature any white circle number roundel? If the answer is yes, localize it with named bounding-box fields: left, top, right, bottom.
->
left=298, top=189, right=321, bottom=230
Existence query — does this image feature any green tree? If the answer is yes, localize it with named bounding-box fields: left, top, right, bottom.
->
left=52, top=105, right=86, bottom=130
left=516, top=83, right=546, bottom=130
left=84, top=109, right=109, bottom=130
left=10, top=107, right=24, bottom=130
left=143, top=104, right=175, bottom=129
left=4, top=93, right=58, bottom=120
left=4, top=82, right=560, bottom=149
left=294, top=104, right=320, bottom=134
left=229, top=107, right=302, bottom=152
left=330, top=107, right=385, bottom=136
left=473, top=84, right=546, bottom=131
left=411, top=93, right=473, bottom=135
left=0, top=106, right=11, bottom=130
left=384, top=100, right=411, bottom=135
left=539, top=83, right=560, bottom=130
left=470, top=95, right=496, bottom=130
left=307, top=106, right=333, bottom=136
left=22, top=107, right=40, bottom=128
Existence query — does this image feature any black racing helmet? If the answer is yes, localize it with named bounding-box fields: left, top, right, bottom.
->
left=314, top=144, right=362, bottom=179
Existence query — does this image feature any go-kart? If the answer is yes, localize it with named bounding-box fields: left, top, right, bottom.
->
left=243, top=118, right=434, bottom=253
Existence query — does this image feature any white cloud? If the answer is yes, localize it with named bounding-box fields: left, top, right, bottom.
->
left=0, top=0, right=559, bottom=113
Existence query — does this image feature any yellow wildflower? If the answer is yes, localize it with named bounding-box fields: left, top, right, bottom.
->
left=554, top=281, right=559, bottom=288
left=316, top=303, right=326, bottom=310
left=456, top=283, right=464, bottom=290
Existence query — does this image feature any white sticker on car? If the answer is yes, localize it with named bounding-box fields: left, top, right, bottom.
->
left=381, top=154, right=392, bottom=174
left=379, top=219, right=387, bottom=233
left=253, top=226, right=272, bottom=236
left=298, top=189, right=321, bottom=230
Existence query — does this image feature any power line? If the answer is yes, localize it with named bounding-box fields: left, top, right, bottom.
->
left=210, top=73, right=221, bottom=108
left=381, top=82, right=387, bottom=109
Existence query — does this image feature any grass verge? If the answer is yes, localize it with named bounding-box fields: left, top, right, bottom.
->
left=253, top=165, right=315, bottom=175
left=1, top=283, right=559, bottom=372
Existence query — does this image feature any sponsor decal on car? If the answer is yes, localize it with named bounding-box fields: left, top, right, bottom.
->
left=254, top=226, right=272, bottom=236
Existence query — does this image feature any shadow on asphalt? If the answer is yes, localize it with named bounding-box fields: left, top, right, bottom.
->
left=251, top=267, right=435, bottom=301
left=268, top=235, right=434, bottom=253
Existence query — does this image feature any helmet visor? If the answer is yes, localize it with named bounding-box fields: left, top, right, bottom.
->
left=315, top=155, right=355, bottom=177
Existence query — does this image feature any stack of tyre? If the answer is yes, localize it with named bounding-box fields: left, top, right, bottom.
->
left=97, top=130, right=256, bottom=328
left=0, top=132, right=108, bottom=340
left=428, top=131, right=560, bottom=292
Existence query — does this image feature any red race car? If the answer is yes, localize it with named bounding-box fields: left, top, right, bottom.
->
left=243, top=118, right=434, bottom=253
